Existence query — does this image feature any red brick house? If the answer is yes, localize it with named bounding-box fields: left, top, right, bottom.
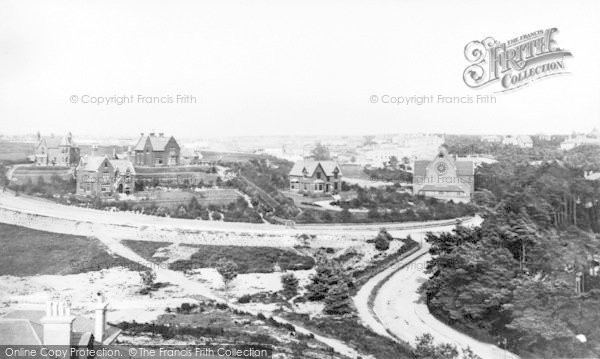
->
left=133, top=132, right=180, bottom=167
left=289, top=160, right=342, bottom=193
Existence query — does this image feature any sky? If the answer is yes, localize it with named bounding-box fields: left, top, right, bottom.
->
left=0, top=0, right=599, bottom=138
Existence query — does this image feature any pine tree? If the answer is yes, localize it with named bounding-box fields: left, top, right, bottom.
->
left=281, top=272, right=299, bottom=298
left=323, top=282, right=352, bottom=315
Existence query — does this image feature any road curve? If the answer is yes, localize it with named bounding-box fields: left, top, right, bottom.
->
left=355, top=218, right=521, bottom=359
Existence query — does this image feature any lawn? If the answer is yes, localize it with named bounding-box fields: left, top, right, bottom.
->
left=122, top=240, right=315, bottom=273
left=0, top=223, right=144, bottom=275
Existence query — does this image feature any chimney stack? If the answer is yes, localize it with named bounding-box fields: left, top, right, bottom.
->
left=159, top=133, right=164, bottom=137
left=91, top=144, right=98, bottom=157
left=40, top=300, right=75, bottom=346
left=149, top=132, right=155, bottom=137
left=94, top=292, right=108, bottom=343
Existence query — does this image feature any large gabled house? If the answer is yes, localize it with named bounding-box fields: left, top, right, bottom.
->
left=289, top=160, right=342, bottom=193
left=133, top=132, right=180, bottom=167
left=34, top=132, right=80, bottom=166
left=76, top=155, right=135, bottom=196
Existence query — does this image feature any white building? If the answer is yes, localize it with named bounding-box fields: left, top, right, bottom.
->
left=560, top=129, right=600, bottom=150
left=502, top=135, right=533, bottom=148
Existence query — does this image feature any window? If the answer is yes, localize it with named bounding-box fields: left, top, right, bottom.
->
left=333, top=169, right=339, bottom=179
left=316, top=172, right=321, bottom=179
left=169, top=147, right=176, bottom=155
left=334, top=182, right=338, bottom=190
left=319, top=184, right=323, bottom=191
left=156, top=158, right=163, bottom=165
left=102, top=171, right=110, bottom=183
left=101, top=184, right=110, bottom=192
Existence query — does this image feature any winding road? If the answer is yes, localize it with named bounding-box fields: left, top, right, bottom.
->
left=354, top=217, right=521, bottom=359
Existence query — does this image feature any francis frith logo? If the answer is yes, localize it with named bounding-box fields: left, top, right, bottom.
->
left=463, top=28, right=572, bottom=92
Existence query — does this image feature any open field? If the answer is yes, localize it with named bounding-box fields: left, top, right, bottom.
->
left=122, top=240, right=315, bottom=273
left=0, top=223, right=142, bottom=275
left=199, top=151, right=267, bottom=163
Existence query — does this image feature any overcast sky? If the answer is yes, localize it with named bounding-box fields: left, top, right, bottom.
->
left=0, top=0, right=598, bottom=138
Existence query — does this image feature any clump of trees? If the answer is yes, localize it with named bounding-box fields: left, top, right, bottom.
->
left=420, top=143, right=600, bottom=357
left=305, top=259, right=352, bottom=315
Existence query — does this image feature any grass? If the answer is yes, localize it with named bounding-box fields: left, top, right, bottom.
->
left=282, top=313, right=415, bottom=359
left=0, top=223, right=144, bottom=275
left=121, top=240, right=171, bottom=262
left=170, top=245, right=315, bottom=273
left=122, top=240, right=315, bottom=273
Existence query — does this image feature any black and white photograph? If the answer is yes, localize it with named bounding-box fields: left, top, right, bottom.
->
left=0, top=1, right=599, bottom=358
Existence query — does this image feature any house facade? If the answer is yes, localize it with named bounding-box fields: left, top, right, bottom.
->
left=133, top=132, right=180, bottom=167
left=76, top=156, right=136, bottom=196
left=289, top=160, right=342, bottom=193
left=34, top=132, right=80, bottom=166
left=412, top=147, right=474, bottom=203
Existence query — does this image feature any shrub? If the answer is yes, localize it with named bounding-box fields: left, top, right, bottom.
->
left=216, top=258, right=238, bottom=288
left=281, top=272, right=299, bottom=298
left=238, top=294, right=252, bottom=304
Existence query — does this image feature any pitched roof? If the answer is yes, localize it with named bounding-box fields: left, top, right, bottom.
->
left=289, top=161, right=342, bottom=177
left=0, top=319, right=42, bottom=345
left=110, top=159, right=135, bottom=174
left=78, top=156, right=109, bottom=172
left=413, top=160, right=430, bottom=177
left=2, top=310, right=121, bottom=345
left=134, top=134, right=174, bottom=151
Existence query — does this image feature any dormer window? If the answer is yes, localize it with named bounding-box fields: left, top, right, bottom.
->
left=333, top=168, right=339, bottom=179
left=302, top=168, right=308, bottom=177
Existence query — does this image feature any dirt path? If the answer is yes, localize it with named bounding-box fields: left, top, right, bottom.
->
left=93, top=233, right=361, bottom=358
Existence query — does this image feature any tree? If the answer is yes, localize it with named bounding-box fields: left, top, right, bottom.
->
left=306, top=260, right=349, bottom=301
left=388, top=156, right=399, bottom=169
left=311, top=142, right=331, bottom=160
left=374, top=231, right=391, bottom=251
left=140, top=270, right=156, bottom=287
left=281, top=272, right=299, bottom=298
left=323, top=282, right=352, bottom=315
left=216, top=259, right=238, bottom=288
left=414, top=334, right=481, bottom=359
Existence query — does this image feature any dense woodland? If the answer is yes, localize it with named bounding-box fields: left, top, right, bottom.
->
left=421, top=138, right=600, bottom=357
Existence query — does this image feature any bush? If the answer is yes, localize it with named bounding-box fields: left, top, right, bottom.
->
left=238, top=294, right=252, bottom=304
left=281, top=272, right=299, bottom=298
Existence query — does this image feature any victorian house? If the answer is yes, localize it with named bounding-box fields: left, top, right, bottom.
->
left=289, top=160, right=342, bottom=193
left=34, top=132, right=80, bottom=166
left=133, top=132, right=180, bottom=167
left=76, top=155, right=136, bottom=196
